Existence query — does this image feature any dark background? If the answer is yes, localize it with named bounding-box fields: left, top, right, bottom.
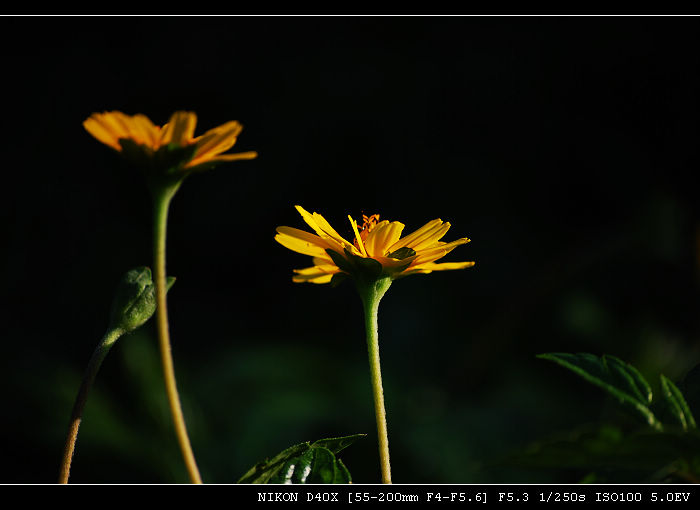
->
left=2, top=15, right=700, bottom=484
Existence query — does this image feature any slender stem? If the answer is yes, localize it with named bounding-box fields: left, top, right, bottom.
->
left=359, top=277, right=393, bottom=484
left=59, top=327, right=124, bottom=483
left=152, top=186, right=203, bottom=484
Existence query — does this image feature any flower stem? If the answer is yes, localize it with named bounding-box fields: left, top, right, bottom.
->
left=59, top=326, right=124, bottom=483
left=152, top=186, right=203, bottom=484
left=358, top=276, right=393, bottom=484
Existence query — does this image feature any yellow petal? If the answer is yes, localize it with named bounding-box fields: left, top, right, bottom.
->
left=428, top=261, right=475, bottom=271
left=292, top=270, right=335, bottom=284
left=190, top=121, right=243, bottom=163
left=276, top=226, right=334, bottom=251
left=160, top=111, right=197, bottom=146
left=366, top=221, right=405, bottom=257
left=412, top=238, right=470, bottom=266
left=362, top=220, right=388, bottom=257
left=387, top=219, right=443, bottom=252
left=274, top=232, right=329, bottom=258
left=410, top=222, right=451, bottom=251
left=294, top=206, right=353, bottom=253
left=292, top=255, right=341, bottom=279
left=312, top=256, right=336, bottom=267
left=405, top=261, right=476, bottom=275
left=187, top=151, right=258, bottom=168
left=83, top=115, right=122, bottom=150
left=293, top=266, right=335, bottom=275
left=349, top=215, right=367, bottom=257
left=197, top=120, right=243, bottom=141
left=99, top=112, right=131, bottom=139
left=104, top=112, right=134, bottom=138
left=129, top=114, right=160, bottom=148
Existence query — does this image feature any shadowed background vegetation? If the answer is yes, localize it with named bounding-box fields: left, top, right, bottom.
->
left=2, top=15, right=700, bottom=483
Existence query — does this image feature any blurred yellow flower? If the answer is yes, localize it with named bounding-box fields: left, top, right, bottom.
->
left=276, top=206, right=475, bottom=284
left=83, top=111, right=257, bottom=170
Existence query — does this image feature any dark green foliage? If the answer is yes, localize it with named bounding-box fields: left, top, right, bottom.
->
left=237, top=434, right=365, bottom=484
left=660, top=375, right=697, bottom=431
left=537, top=353, right=660, bottom=429
left=678, top=365, right=700, bottom=424
left=506, top=424, right=700, bottom=483
left=522, top=353, right=700, bottom=482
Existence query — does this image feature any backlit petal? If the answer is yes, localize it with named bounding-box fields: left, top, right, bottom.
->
left=404, top=261, right=476, bottom=275
left=190, top=121, right=243, bottom=163
left=276, top=226, right=334, bottom=251
left=160, top=111, right=197, bottom=146
left=349, top=215, right=368, bottom=257
left=187, top=151, right=258, bottom=168
left=83, top=115, right=122, bottom=150
left=275, top=232, right=329, bottom=257
left=387, top=219, right=443, bottom=252
left=367, top=221, right=405, bottom=256
left=130, top=114, right=160, bottom=148
left=410, top=222, right=451, bottom=251
left=412, top=238, right=470, bottom=266
left=294, top=205, right=353, bottom=252
left=292, top=268, right=336, bottom=283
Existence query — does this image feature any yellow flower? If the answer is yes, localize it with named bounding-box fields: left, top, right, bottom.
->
left=83, top=110, right=257, bottom=171
left=276, top=206, right=475, bottom=284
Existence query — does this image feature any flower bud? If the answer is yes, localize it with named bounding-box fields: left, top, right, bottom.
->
left=108, top=267, right=175, bottom=332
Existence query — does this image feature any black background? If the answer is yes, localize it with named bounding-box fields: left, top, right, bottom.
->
left=2, top=15, right=700, bottom=484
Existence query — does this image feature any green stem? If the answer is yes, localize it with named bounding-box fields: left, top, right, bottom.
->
left=358, top=276, right=393, bottom=484
left=152, top=185, right=203, bottom=484
left=59, top=327, right=125, bottom=484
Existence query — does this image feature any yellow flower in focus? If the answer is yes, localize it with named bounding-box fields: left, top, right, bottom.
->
left=83, top=110, right=257, bottom=171
left=276, top=206, right=475, bottom=284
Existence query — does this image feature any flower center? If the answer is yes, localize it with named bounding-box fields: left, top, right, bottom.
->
left=353, top=213, right=380, bottom=250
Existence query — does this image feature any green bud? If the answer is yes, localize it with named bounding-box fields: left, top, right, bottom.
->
left=108, top=267, right=175, bottom=332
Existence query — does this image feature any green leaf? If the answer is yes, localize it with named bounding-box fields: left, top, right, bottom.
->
left=270, top=447, right=349, bottom=484
left=237, top=434, right=365, bottom=484
left=237, top=442, right=309, bottom=484
left=605, top=355, right=653, bottom=405
left=310, top=434, right=366, bottom=454
left=660, top=374, right=697, bottom=431
left=679, top=364, right=700, bottom=421
left=538, top=353, right=662, bottom=430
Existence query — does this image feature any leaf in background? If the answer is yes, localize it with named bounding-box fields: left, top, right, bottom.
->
left=237, top=434, right=365, bottom=484
left=606, top=355, right=652, bottom=405
left=537, top=353, right=662, bottom=430
left=660, top=374, right=697, bottom=431
left=503, top=423, right=700, bottom=482
left=678, top=364, right=700, bottom=421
